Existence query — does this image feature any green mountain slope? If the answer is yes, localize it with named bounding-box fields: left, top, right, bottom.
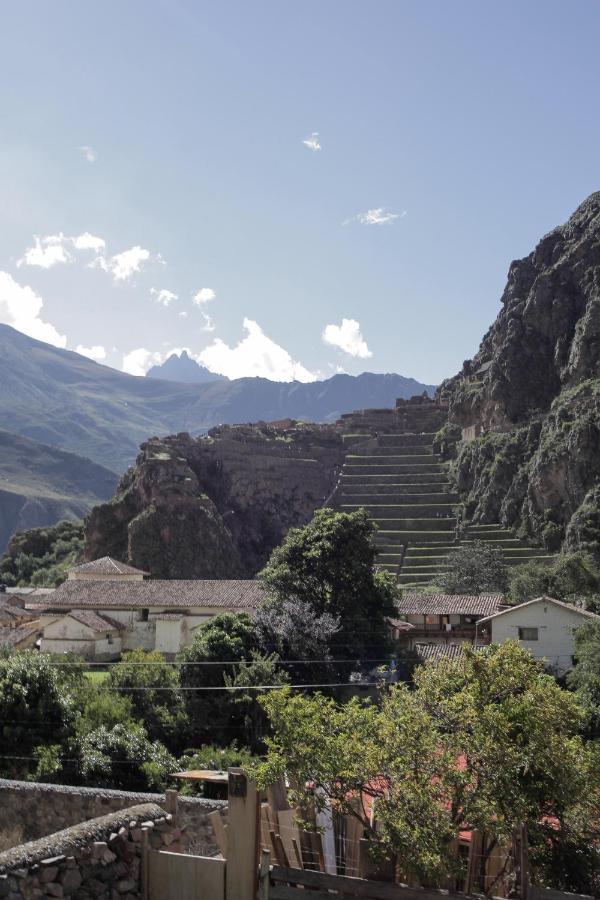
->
left=0, top=324, right=435, bottom=473
left=0, top=429, right=118, bottom=552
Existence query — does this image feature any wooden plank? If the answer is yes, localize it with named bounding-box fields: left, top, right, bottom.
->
left=271, top=887, right=332, bottom=900
left=225, top=769, right=259, bottom=900
left=268, top=778, right=291, bottom=812
left=209, top=810, right=229, bottom=858
left=270, top=830, right=290, bottom=868
left=270, top=864, right=474, bottom=900
left=259, top=850, right=271, bottom=900
left=343, top=816, right=363, bottom=878
left=148, top=850, right=225, bottom=900
left=277, top=809, right=303, bottom=870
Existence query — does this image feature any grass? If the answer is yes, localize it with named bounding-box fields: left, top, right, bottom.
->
left=85, top=670, right=109, bottom=684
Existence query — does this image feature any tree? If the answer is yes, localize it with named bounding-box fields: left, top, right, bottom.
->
left=74, top=723, right=176, bottom=791
left=178, top=612, right=259, bottom=745
left=509, top=552, right=600, bottom=607
left=223, top=651, right=289, bottom=751
left=252, top=642, right=600, bottom=889
left=107, top=649, right=184, bottom=748
left=433, top=540, right=508, bottom=594
left=76, top=684, right=137, bottom=735
left=260, top=508, right=397, bottom=660
left=568, top=618, right=600, bottom=737
left=0, top=651, right=78, bottom=777
left=254, top=598, right=340, bottom=682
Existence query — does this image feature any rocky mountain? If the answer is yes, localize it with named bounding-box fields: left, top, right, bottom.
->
left=0, top=429, right=117, bottom=552
left=85, top=422, right=345, bottom=578
left=440, top=191, right=600, bottom=555
left=146, top=350, right=227, bottom=383
left=0, top=325, right=435, bottom=475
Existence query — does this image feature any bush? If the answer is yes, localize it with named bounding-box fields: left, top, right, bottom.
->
left=74, top=724, right=176, bottom=791
left=509, top=552, right=600, bottom=606
left=433, top=541, right=509, bottom=594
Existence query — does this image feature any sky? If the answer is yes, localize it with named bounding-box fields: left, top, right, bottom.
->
left=0, top=1, right=599, bottom=385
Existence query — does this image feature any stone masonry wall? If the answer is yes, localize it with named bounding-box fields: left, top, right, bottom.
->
left=0, top=802, right=179, bottom=899
left=0, top=780, right=226, bottom=857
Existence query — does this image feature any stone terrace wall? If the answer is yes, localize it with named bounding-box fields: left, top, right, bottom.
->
left=0, top=802, right=179, bottom=899
left=0, top=780, right=225, bottom=856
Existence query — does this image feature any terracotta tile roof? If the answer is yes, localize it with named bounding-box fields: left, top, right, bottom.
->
left=397, top=593, right=504, bottom=617
left=68, top=557, right=149, bottom=577
left=0, top=623, right=41, bottom=648
left=477, top=594, right=600, bottom=624
left=414, top=643, right=466, bottom=663
left=67, top=610, right=127, bottom=632
left=47, top=579, right=267, bottom=611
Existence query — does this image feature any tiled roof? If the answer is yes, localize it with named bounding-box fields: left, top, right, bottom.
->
left=0, top=623, right=41, bottom=648
left=397, top=593, right=504, bottom=617
left=68, top=557, right=149, bottom=577
left=46, top=579, right=267, bottom=610
left=477, top=594, right=600, bottom=624
left=414, top=643, right=466, bottom=663
left=67, top=610, right=127, bottom=632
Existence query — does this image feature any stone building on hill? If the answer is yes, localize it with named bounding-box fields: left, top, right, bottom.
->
left=26, top=556, right=266, bottom=660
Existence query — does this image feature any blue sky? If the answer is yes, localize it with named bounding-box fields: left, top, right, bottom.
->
left=0, top=1, right=598, bottom=384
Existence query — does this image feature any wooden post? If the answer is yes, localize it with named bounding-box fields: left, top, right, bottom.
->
left=226, top=768, right=259, bottom=900
left=141, top=827, right=150, bottom=900
left=258, top=849, right=271, bottom=900
left=165, top=789, right=179, bottom=822
left=520, top=823, right=529, bottom=900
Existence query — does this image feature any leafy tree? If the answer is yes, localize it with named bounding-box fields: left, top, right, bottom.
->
left=107, top=649, right=184, bottom=748
left=509, top=551, right=600, bottom=607
left=260, top=508, right=397, bottom=660
left=0, top=651, right=78, bottom=777
left=178, top=613, right=259, bottom=745
left=0, top=520, right=84, bottom=587
left=255, top=598, right=340, bottom=682
left=433, top=540, right=508, bottom=594
left=568, top=618, right=600, bottom=737
left=177, top=742, right=257, bottom=797
left=73, top=723, right=176, bottom=791
left=253, top=642, right=600, bottom=889
left=76, top=684, right=136, bottom=735
left=223, top=651, right=289, bottom=751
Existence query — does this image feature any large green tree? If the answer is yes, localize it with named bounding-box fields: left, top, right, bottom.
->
left=568, top=618, right=600, bottom=737
left=252, top=642, right=600, bottom=890
left=260, top=508, right=397, bottom=660
left=433, top=540, right=509, bottom=595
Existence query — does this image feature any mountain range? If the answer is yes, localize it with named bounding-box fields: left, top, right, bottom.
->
left=147, top=350, right=228, bottom=384
left=0, top=323, right=434, bottom=549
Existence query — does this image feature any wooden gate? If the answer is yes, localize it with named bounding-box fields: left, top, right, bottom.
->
left=147, top=849, right=226, bottom=900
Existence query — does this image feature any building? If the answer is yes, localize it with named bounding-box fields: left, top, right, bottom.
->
left=28, top=556, right=267, bottom=660
left=478, top=595, right=599, bottom=674
left=0, top=590, right=42, bottom=650
left=390, top=593, right=505, bottom=654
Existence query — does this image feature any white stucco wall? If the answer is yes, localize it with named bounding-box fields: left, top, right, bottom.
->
left=155, top=619, right=182, bottom=655
left=489, top=600, right=594, bottom=673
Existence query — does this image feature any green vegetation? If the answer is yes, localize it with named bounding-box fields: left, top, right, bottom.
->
left=253, top=642, right=600, bottom=891
left=0, top=520, right=84, bottom=587
left=568, top=619, right=600, bottom=738
left=508, top=551, right=600, bottom=607
left=432, top=540, right=509, bottom=594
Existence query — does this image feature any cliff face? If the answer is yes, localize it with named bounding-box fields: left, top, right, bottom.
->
left=84, top=422, right=345, bottom=578
left=441, top=193, right=600, bottom=552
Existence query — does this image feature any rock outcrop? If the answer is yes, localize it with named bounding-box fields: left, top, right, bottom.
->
left=440, top=192, right=600, bottom=554
left=85, top=422, right=345, bottom=578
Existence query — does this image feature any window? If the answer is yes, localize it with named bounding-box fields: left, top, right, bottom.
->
left=518, top=627, right=538, bottom=641
left=140, top=609, right=149, bottom=622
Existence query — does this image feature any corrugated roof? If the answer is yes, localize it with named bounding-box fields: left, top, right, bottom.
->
left=68, top=557, right=149, bottom=577
left=397, top=593, right=504, bottom=617
left=46, top=579, right=266, bottom=610
left=67, top=610, right=127, bottom=632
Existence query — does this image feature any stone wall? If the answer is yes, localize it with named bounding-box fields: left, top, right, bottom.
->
left=0, top=802, right=181, bottom=898
left=0, top=780, right=225, bottom=857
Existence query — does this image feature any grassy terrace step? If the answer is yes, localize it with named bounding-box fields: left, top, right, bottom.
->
left=398, top=573, right=442, bottom=585
left=375, top=530, right=458, bottom=544
left=366, top=517, right=456, bottom=530
left=343, top=464, right=446, bottom=475
left=348, top=447, right=435, bottom=457
left=340, top=473, right=451, bottom=485
left=339, top=482, right=454, bottom=495
left=341, top=492, right=460, bottom=505
left=340, top=503, right=458, bottom=519
left=347, top=453, right=435, bottom=461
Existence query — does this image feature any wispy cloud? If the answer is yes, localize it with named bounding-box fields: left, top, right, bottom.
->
left=199, top=318, right=316, bottom=382
left=302, top=132, right=322, bottom=152
left=322, top=318, right=372, bottom=358
left=343, top=208, right=407, bottom=226
left=76, top=344, right=106, bottom=362
left=121, top=347, right=164, bottom=376
left=200, top=313, right=215, bottom=332
left=90, top=245, right=150, bottom=282
left=150, top=288, right=178, bottom=307
left=78, top=145, right=97, bottom=163
left=0, top=271, right=67, bottom=348
left=192, top=287, right=216, bottom=305
left=17, top=232, right=106, bottom=268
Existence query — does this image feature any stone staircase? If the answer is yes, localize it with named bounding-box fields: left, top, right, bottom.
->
left=331, top=398, right=554, bottom=588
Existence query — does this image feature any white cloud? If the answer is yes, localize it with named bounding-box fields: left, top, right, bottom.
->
left=91, top=245, right=150, bottom=282
left=322, top=318, right=372, bottom=358
left=18, top=232, right=106, bottom=268
left=78, top=145, right=97, bottom=163
left=179, top=311, right=188, bottom=318
left=71, top=232, right=105, bottom=252
left=302, top=132, right=321, bottom=152
left=343, top=208, right=407, bottom=226
left=201, top=313, right=215, bottom=332
left=198, top=318, right=316, bottom=382
left=121, top=347, right=164, bottom=376
left=150, top=288, right=178, bottom=307
left=76, top=344, right=106, bottom=362
left=192, top=287, right=216, bottom=305
left=0, top=271, right=67, bottom=348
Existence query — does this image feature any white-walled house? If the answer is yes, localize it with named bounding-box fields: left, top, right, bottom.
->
left=29, top=557, right=266, bottom=660
left=390, top=593, right=505, bottom=649
left=478, top=595, right=599, bottom=674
